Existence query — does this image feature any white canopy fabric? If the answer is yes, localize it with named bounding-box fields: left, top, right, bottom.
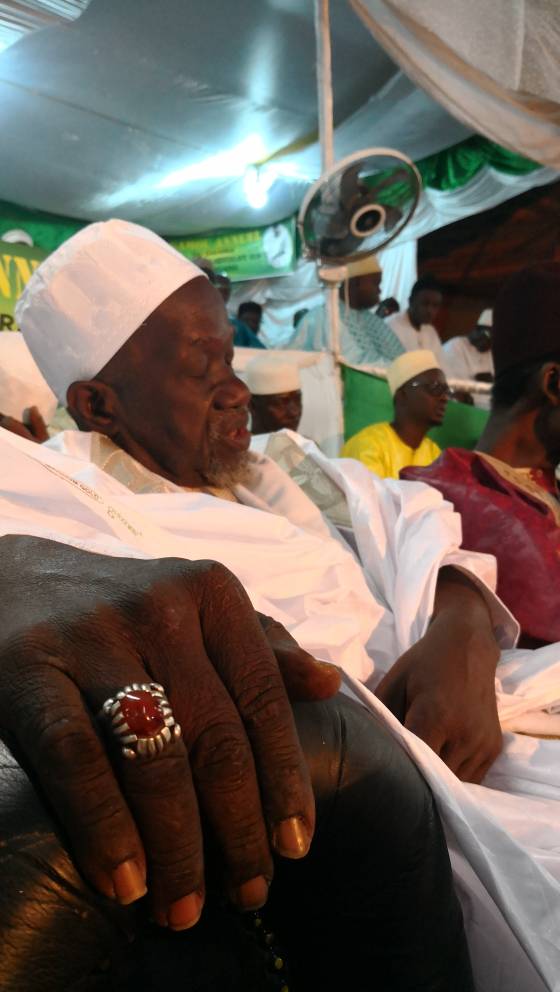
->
left=1, top=0, right=558, bottom=342
left=351, top=0, right=560, bottom=168
left=0, top=0, right=471, bottom=233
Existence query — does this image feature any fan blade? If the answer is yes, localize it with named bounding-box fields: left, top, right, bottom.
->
left=338, top=164, right=363, bottom=210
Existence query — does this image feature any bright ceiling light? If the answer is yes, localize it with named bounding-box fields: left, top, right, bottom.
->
left=243, top=166, right=274, bottom=209
left=156, top=133, right=267, bottom=190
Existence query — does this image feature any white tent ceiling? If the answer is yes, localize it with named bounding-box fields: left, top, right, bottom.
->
left=0, top=0, right=472, bottom=234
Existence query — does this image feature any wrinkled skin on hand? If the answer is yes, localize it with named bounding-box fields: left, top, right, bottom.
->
left=0, top=406, right=49, bottom=443
left=376, top=568, right=502, bottom=783
left=0, top=535, right=339, bottom=930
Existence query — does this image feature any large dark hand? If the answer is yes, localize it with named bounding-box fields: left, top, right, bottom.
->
left=376, top=568, right=502, bottom=783
left=0, top=535, right=318, bottom=931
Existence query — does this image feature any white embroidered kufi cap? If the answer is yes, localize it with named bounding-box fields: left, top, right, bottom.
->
left=386, top=349, right=441, bottom=396
left=16, top=219, right=205, bottom=402
left=0, top=332, right=57, bottom=422
left=246, top=356, right=301, bottom=395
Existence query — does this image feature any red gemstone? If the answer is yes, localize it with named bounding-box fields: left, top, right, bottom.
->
left=120, top=690, right=165, bottom=737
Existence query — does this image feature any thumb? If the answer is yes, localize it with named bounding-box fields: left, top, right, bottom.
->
left=258, top=614, right=340, bottom=701
left=276, top=645, right=341, bottom=702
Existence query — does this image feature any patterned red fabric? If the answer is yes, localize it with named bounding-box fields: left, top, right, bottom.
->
left=402, top=448, right=560, bottom=643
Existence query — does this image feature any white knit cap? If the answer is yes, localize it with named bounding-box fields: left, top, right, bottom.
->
left=0, top=332, right=57, bottom=422
left=478, top=309, right=493, bottom=327
left=387, top=349, right=441, bottom=396
left=16, top=219, right=205, bottom=402
left=246, top=356, right=301, bottom=396
left=1, top=228, right=34, bottom=247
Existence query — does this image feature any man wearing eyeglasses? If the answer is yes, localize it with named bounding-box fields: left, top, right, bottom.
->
left=341, top=350, right=448, bottom=479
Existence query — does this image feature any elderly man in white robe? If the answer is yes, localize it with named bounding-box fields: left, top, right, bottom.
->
left=6, top=219, right=560, bottom=991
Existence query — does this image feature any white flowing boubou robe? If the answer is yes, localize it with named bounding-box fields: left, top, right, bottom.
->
left=0, top=426, right=559, bottom=991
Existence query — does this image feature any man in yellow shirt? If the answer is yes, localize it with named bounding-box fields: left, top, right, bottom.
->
left=341, top=350, right=448, bottom=478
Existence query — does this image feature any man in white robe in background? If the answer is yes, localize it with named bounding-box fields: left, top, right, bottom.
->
left=388, top=273, right=444, bottom=362
left=9, top=219, right=560, bottom=990
left=443, top=309, right=495, bottom=409
left=286, top=253, right=404, bottom=365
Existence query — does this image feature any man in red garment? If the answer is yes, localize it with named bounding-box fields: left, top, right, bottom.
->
left=403, top=262, right=560, bottom=646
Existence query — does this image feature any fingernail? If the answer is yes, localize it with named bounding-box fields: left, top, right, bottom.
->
left=167, top=892, right=203, bottom=931
left=272, top=817, right=311, bottom=859
left=112, top=859, right=147, bottom=905
left=232, top=875, right=269, bottom=911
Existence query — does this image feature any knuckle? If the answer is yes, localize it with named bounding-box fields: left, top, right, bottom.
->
left=181, top=558, right=237, bottom=591
left=34, top=710, right=100, bottom=772
left=72, top=788, right=126, bottom=832
left=204, top=561, right=250, bottom=610
left=147, top=837, right=202, bottom=879
left=191, top=721, right=253, bottom=790
left=206, top=560, right=235, bottom=584
left=219, top=818, right=272, bottom=876
left=236, top=675, right=291, bottom=732
left=124, top=747, right=190, bottom=801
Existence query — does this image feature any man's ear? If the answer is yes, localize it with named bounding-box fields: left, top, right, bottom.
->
left=540, top=363, right=560, bottom=406
left=66, top=379, right=120, bottom=433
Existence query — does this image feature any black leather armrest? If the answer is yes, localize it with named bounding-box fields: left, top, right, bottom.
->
left=0, top=694, right=473, bottom=992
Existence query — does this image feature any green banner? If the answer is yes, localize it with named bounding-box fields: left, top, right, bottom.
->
left=0, top=242, right=46, bottom=331
left=170, top=217, right=296, bottom=282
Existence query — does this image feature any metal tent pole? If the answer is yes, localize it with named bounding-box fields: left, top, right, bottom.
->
left=313, top=0, right=340, bottom=362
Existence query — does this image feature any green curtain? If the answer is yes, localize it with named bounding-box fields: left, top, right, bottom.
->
left=0, top=136, right=542, bottom=254
left=418, top=135, right=540, bottom=192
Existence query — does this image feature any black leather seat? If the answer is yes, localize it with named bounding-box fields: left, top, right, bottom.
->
left=0, top=693, right=474, bottom=991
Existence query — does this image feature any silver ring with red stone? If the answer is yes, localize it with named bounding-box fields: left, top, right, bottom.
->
left=101, top=682, right=181, bottom=760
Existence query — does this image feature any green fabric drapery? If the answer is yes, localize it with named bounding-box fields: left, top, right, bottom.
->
left=0, top=136, right=542, bottom=255
left=418, top=135, right=540, bottom=192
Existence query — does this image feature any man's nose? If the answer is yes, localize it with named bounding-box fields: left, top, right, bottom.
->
left=214, top=372, right=250, bottom=409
